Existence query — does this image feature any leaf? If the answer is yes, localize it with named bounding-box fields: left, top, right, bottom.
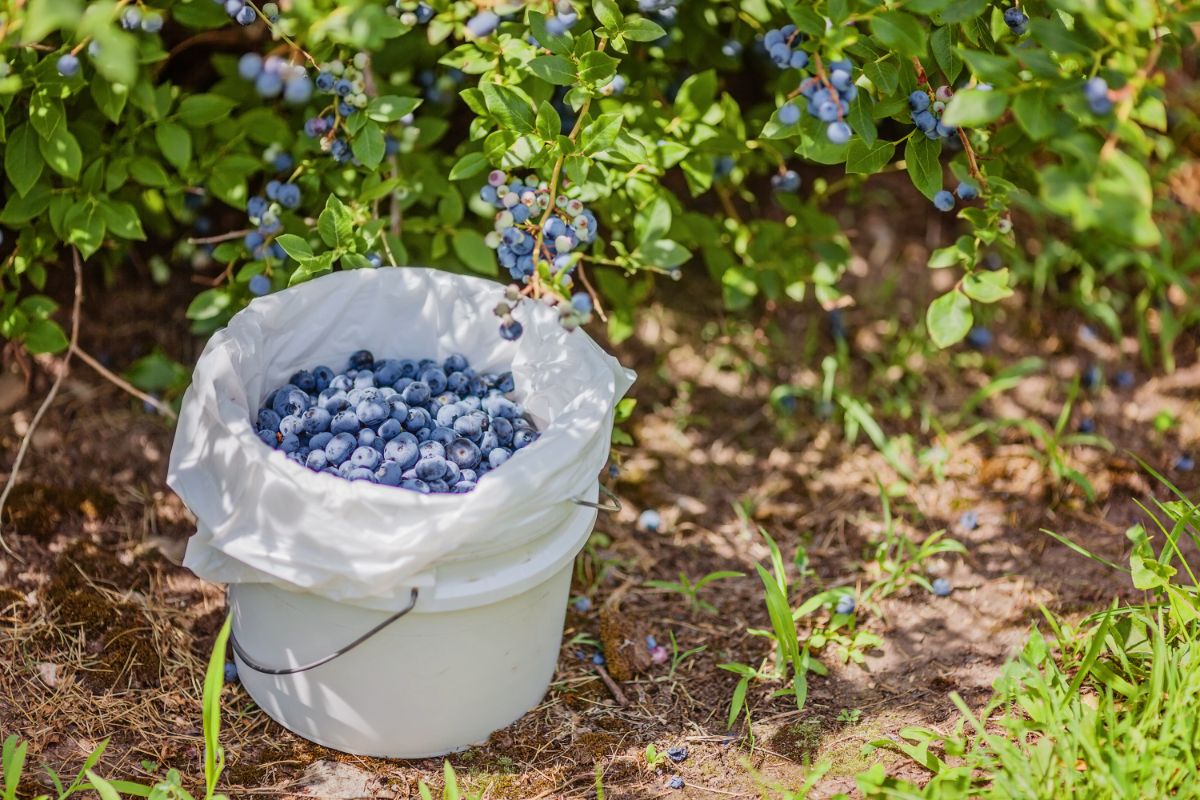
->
left=29, top=91, right=64, bottom=141
left=176, top=94, right=238, bottom=126
left=962, top=269, right=1013, bottom=303
left=674, top=71, right=717, bottom=121
left=845, top=139, right=895, bottom=174
left=64, top=202, right=105, bottom=258
left=535, top=102, right=561, bottom=141
left=84, top=772, right=122, bottom=800
left=154, top=122, right=192, bottom=170
left=529, top=11, right=572, bottom=54
left=870, top=11, right=927, bottom=58
left=317, top=195, right=354, bottom=250
left=449, top=152, right=490, bottom=180
left=926, top=289, right=973, bottom=348
left=91, top=75, right=129, bottom=123
left=579, top=112, right=622, bottom=154
left=1012, top=90, right=1055, bottom=141
left=23, top=319, right=69, bottom=354
left=577, top=51, right=619, bottom=85
left=366, top=95, right=421, bottom=123
left=38, top=126, right=82, bottom=180
left=451, top=229, right=497, bottom=275
left=621, top=17, right=666, bottom=41
left=352, top=122, right=386, bottom=169
left=635, top=196, right=672, bottom=245
left=4, top=124, right=43, bottom=197
left=289, top=253, right=335, bottom=286
left=100, top=200, right=146, bottom=240
left=528, top=55, right=576, bottom=86
left=639, top=239, right=690, bottom=268
left=930, top=25, right=962, bottom=83
left=592, top=0, right=622, bottom=30
left=274, top=234, right=313, bottom=260
left=904, top=135, right=942, bottom=201
left=479, top=81, right=534, bottom=133
left=129, top=159, right=170, bottom=187
left=941, top=89, right=1008, bottom=127
left=863, top=57, right=899, bottom=96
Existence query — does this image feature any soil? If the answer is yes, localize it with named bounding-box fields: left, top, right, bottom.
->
left=0, top=210, right=1196, bottom=799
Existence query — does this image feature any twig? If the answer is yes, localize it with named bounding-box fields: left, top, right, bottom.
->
left=188, top=229, right=252, bottom=246
left=576, top=262, right=607, bottom=323
left=0, top=249, right=84, bottom=558
left=593, top=664, right=628, bottom=706
left=1099, top=40, right=1162, bottom=163
left=70, top=345, right=178, bottom=420
left=912, top=55, right=989, bottom=190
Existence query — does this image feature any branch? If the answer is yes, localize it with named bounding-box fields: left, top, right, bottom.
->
left=70, top=345, right=178, bottom=420
left=0, top=249, right=84, bottom=558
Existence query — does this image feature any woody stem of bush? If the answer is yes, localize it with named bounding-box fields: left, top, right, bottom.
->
left=0, top=249, right=83, bottom=559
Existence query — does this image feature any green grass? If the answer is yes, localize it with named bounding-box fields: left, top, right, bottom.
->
left=847, top=472, right=1200, bottom=799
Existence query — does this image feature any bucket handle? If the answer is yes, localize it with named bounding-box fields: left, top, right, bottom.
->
left=229, top=587, right=419, bottom=676
left=572, top=483, right=621, bottom=513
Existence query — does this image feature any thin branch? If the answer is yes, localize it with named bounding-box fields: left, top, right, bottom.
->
left=0, top=249, right=84, bottom=558
left=188, top=229, right=252, bottom=246
left=70, top=345, right=178, bottom=421
left=576, top=262, right=607, bottom=323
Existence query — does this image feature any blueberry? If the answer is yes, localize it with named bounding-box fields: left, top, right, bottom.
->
left=933, top=190, right=955, bottom=212
left=121, top=7, right=141, bottom=29
left=308, top=431, right=333, bottom=451
left=375, top=461, right=404, bottom=486
left=56, top=53, right=80, bottom=77
left=1175, top=455, right=1195, bottom=472
left=777, top=102, right=801, bottom=126
left=284, top=76, right=313, bottom=105
left=256, top=429, right=278, bottom=447
left=420, top=368, right=448, bottom=394
left=931, top=577, right=952, bottom=597
left=1082, top=363, right=1104, bottom=391
left=488, top=448, right=512, bottom=469
left=592, top=652, right=606, bottom=665
left=325, top=432, right=357, bottom=465
left=405, top=407, right=431, bottom=432
left=668, top=776, right=684, bottom=790
left=1003, top=7, right=1028, bottom=31
left=301, top=406, right=331, bottom=434
left=955, top=181, right=979, bottom=201
left=638, top=509, right=661, bottom=532
left=415, top=456, right=449, bottom=481
left=273, top=388, right=309, bottom=417
left=384, top=434, right=420, bottom=469
left=349, top=349, right=375, bottom=370
left=141, top=12, right=164, bottom=32
left=399, top=478, right=431, bottom=493
left=966, top=326, right=993, bottom=349
left=235, top=4, right=257, bottom=25
left=249, top=274, right=271, bottom=296
left=378, top=418, right=403, bottom=440
left=319, top=390, right=350, bottom=414
left=401, top=381, right=432, bottom=406
left=356, top=399, right=389, bottom=427
left=315, top=71, right=334, bottom=92
left=350, top=446, right=382, bottom=470
left=1084, top=77, right=1112, bottom=114
left=491, top=417, right=514, bottom=446
left=826, top=121, right=852, bottom=144
left=255, top=71, right=283, bottom=98
left=1114, top=370, right=1135, bottom=389
left=959, top=510, right=979, bottom=531
left=1078, top=418, right=1096, bottom=434
left=256, top=408, right=281, bottom=432
left=238, top=53, right=264, bottom=81
left=573, top=596, right=592, bottom=613
left=908, top=90, right=930, bottom=112
left=388, top=396, right=410, bottom=420
left=447, top=438, right=482, bottom=469
left=224, top=661, right=239, bottom=683
left=666, top=746, right=688, bottom=763
left=512, top=428, right=538, bottom=450
left=419, top=440, right=446, bottom=460
left=835, top=595, right=856, bottom=615
left=334, top=78, right=353, bottom=97
left=330, top=410, right=361, bottom=434
left=278, top=434, right=300, bottom=454
left=348, top=467, right=377, bottom=482
left=305, top=450, right=328, bottom=471
left=466, top=10, right=500, bottom=37
left=276, top=183, right=302, bottom=209
left=499, top=319, right=524, bottom=341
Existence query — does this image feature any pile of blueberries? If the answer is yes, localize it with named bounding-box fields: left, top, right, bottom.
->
left=237, top=53, right=314, bottom=105
left=764, top=25, right=856, bottom=144
left=255, top=350, right=540, bottom=494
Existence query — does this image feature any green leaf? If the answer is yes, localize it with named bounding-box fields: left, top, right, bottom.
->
left=91, top=75, right=129, bottom=123
left=926, top=289, right=973, bottom=348
left=845, top=139, right=895, bottom=174
left=528, top=55, right=576, bottom=86
left=535, top=102, right=561, bottom=141
left=23, top=318, right=69, bottom=354
left=451, top=229, right=497, bottom=275
left=449, top=152, right=490, bottom=180
left=577, top=51, right=619, bottom=85
left=352, top=122, right=386, bottom=169
left=673, top=71, right=716, bottom=121
left=479, top=81, right=534, bottom=133
left=592, top=0, right=623, bottom=30
left=870, top=11, right=928, bottom=58
left=38, top=126, right=82, bottom=181
left=930, top=25, right=962, bottom=84
left=1012, top=90, right=1055, bottom=141
left=177, top=94, right=238, bottom=126
left=29, top=91, right=65, bottom=141
left=621, top=17, right=666, bottom=41
left=317, top=195, right=354, bottom=250
left=20, top=0, right=82, bottom=41
left=366, top=95, right=421, bottom=123
left=274, top=234, right=313, bottom=260
left=4, top=124, right=43, bottom=197
left=64, top=202, right=105, bottom=258
left=84, top=772, right=123, bottom=800
left=154, top=121, right=192, bottom=170
left=529, top=11, right=573, bottom=54
left=863, top=57, right=899, bottom=96
left=941, top=89, right=1008, bottom=127
left=579, top=112, right=622, bottom=154
left=129, top=158, right=170, bottom=187
left=962, top=269, right=1013, bottom=303
left=100, top=200, right=146, bottom=240
left=289, top=252, right=335, bottom=286
left=639, top=239, right=690, bottom=268
left=904, top=135, right=942, bottom=201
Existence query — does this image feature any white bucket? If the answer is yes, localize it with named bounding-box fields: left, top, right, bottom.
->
left=227, top=498, right=599, bottom=758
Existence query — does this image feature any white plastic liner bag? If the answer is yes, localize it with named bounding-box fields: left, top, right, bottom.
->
left=168, top=268, right=634, bottom=610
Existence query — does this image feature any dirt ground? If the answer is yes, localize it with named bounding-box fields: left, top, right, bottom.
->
left=1, top=215, right=1197, bottom=799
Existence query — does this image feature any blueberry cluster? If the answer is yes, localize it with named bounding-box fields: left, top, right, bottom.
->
left=1084, top=77, right=1113, bottom=114
left=763, top=25, right=808, bottom=70
left=390, top=1, right=434, bottom=25
left=480, top=170, right=599, bottom=284
left=908, top=86, right=958, bottom=141
left=301, top=56, right=375, bottom=163
left=545, top=1, right=580, bottom=36
left=119, top=7, right=165, bottom=33
left=932, top=180, right=978, bottom=212
left=637, top=0, right=680, bottom=21
left=1003, top=7, right=1028, bottom=36
left=214, top=0, right=260, bottom=27
left=777, top=59, right=857, bottom=144
left=255, top=351, right=541, bottom=494
left=244, top=181, right=300, bottom=261
left=238, top=53, right=313, bottom=104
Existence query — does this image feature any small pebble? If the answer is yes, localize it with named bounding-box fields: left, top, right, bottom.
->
left=638, top=509, right=661, bottom=532
left=959, top=510, right=978, bottom=531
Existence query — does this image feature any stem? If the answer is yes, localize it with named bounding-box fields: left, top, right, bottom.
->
left=71, top=346, right=178, bottom=420
left=911, top=56, right=988, bottom=190
left=188, top=229, right=252, bottom=246
left=576, top=262, right=607, bottom=323
left=1099, top=40, right=1162, bottom=163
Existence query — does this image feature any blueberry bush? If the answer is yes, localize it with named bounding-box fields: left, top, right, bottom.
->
left=0, top=0, right=1194, bottom=353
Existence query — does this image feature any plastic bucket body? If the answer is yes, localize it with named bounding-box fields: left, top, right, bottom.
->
left=228, top=500, right=598, bottom=758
